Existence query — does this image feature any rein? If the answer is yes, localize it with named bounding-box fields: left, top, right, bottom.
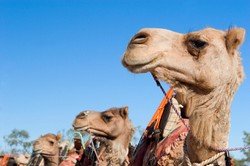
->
left=74, top=131, right=87, bottom=150
left=27, top=143, right=69, bottom=166
left=89, top=135, right=101, bottom=163
left=74, top=131, right=101, bottom=165
left=151, top=73, right=190, bottom=131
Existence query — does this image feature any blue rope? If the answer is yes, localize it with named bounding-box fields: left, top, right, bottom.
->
left=74, top=131, right=87, bottom=150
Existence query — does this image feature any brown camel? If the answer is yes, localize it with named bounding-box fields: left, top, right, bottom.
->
left=32, top=133, right=62, bottom=166
left=73, top=106, right=134, bottom=165
left=122, top=27, right=245, bottom=165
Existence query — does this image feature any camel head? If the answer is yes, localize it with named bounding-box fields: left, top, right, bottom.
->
left=15, top=154, right=30, bottom=166
left=73, top=107, right=134, bottom=165
left=73, top=107, right=133, bottom=141
left=122, top=27, right=245, bottom=114
left=33, top=133, right=61, bottom=157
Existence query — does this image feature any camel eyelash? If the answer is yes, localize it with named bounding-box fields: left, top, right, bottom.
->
left=102, top=115, right=113, bottom=122
left=184, top=35, right=208, bottom=58
left=188, top=39, right=208, bottom=49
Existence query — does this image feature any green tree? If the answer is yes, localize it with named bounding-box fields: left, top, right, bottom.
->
left=0, top=148, right=6, bottom=155
left=234, top=131, right=250, bottom=166
left=131, top=125, right=144, bottom=146
left=3, top=129, right=32, bottom=154
left=58, top=128, right=75, bottom=144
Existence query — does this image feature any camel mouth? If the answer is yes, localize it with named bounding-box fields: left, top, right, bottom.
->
left=93, top=136, right=109, bottom=144
left=74, top=126, right=109, bottom=138
left=33, top=149, right=42, bottom=154
left=33, top=149, right=56, bottom=157
left=122, top=56, right=159, bottom=73
left=74, top=125, right=89, bottom=132
left=87, top=128, right=109, bottom=138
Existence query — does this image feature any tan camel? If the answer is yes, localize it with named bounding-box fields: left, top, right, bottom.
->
left=15, top=154, right=30, bottom=166
left=122, top=27, right=245, bottom=165
left=32, top=133, right=62, bottom=166
left=73, top=106, right=134, bottom=165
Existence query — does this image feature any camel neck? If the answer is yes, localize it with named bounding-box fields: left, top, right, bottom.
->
left=98, top=127, right=132, bottom=165
left=115, top=129, right=132, bottom=150
left=185, top=83, right=236, bottom=163
left=97, top=140, right=127, bottom=165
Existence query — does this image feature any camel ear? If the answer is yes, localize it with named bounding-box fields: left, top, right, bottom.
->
left=56, top=133, right=62, bottom=141
left=225, top=28, right=245, bottom=54
left=119, top=106, right=128, bottom=119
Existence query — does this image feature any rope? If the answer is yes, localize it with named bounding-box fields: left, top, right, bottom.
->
left=151, top=73, right=190, bottom=130
left=74, top=131, right=86, bottom=150
left=185, top=152, right=225, bottom=166
left=89, top=135, right=100, bottom=164
left=74, top=131, right=100, bottom=164
left=184, top=151, right=225, bottom=166
left=211, top=145, right=250, bottom=152
left=183, top=138, right=225, bottom=166
left=151, top=73, right=167, bottom=96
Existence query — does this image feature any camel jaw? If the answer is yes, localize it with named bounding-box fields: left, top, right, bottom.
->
left=33, top=149, right=57, bottom=157
left=33, top=149, right=42, bottom=154
left=74, top=125, right=89, bottom=132
left=122, top=55, right=160, bottom=73
left=74, top=126, right=110, bottom=138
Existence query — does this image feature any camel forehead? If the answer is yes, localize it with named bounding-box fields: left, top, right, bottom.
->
left=139, top=28, right=181, bottom=35
left=40, top=134, right=57, bottom=140
left=103, top=107, right=123, bottom=115
left=189, top=28, right=225, bottom=40
left=102, top=109, right=117, bottom=115
left=138, top=27, right=225, bottom=43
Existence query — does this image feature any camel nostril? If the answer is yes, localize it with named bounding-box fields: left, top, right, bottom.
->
left=130, top=32, right=149, bottom=44
left=77, top=111, right=90, bottom=119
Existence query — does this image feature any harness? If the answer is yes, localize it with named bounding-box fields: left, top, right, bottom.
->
left=131, top=75, right=190, bottom=165
left=132, top=74, right=241, bottom=165
left=27, top=142, right=70, bottom=166
left=151, top=74, right=240, bottom=166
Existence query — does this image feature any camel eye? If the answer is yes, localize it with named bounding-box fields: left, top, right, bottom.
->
left=102, top=115, right=112, bottom=123
left=189, top=39, right=207, bottom=49
left=49, top=141, right=54, bottom=146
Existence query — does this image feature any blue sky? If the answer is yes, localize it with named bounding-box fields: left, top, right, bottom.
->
left=0, top=0, right=249, bottom=158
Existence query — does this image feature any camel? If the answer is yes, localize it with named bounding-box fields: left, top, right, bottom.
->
left=72, top=106, right=134, bottom=165
left=31, top=133, right=62, bottom=166
left=0, top=154, right=30, bottom=166
left=0, top=155, right=17, bottom=166
left=15, top=154, right=30, bottom=166
left=122, top=27, right=245, bottom=165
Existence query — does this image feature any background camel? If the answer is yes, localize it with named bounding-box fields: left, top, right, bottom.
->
left=15, top=154, right=30, bottom=166
left=73, top=106, right=134, bottom=165
left=31, top=133, right=62, bottom=166
left=0, top=154, right=30, bottom=166
left=122, top=27, right=245, bottom=165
